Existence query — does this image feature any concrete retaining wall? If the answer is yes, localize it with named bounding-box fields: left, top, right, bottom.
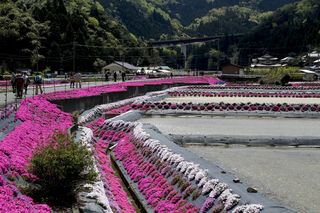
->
left=170, top=134, right=320, bottom=147
left=51, top=83, right=206, bottom=113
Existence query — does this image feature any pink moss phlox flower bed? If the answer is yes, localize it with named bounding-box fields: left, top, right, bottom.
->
left=0, top=176, right=51, bottom=213
left=43, top=76, right=223, bottom=100
left=189, top=84, right=320, bottom=91
left=169, top=91, right=320, bottom=98
left=89, top=119, right=136, bottom=212
left=108, top=105, right=132, bottom=115
left=43, top=84, right=128, bottom=100
left=291, top=82, right=320, bottom=88
left=0, top=104, right=17, bottom=120
left=113, top=135, right=199, bottom=212
left=90, top=120, right=201, bottom=212
left=132, top=101, right=320, bottom=113
left=88, top=117, right=263, bottom=213
left=0, top=97, right=72, bottom=212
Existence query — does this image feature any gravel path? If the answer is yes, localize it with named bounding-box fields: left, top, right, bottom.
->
left=186, top=146, right=320, bottom=213
left=164, top=96, right=320, bottom=104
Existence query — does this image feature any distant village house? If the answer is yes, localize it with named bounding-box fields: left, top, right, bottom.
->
left=222, top=64, right=244, bottom=75
left=102, top=61, right=138, bottom=73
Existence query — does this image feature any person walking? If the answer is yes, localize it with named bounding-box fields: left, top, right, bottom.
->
left=23, top=72, right=30, bottom=95
left=74, top=72, right=82, bottom=88
left=15, top=72, right=25, bottom=98
left=105, top=71, right=109, bottom=82
left=11, top=72, right=16, bottom=93
left=34, top=73, right=43, bottom=95
left=69, top=72, right=75, bottom=88
left=121, top=71, right=126, bottom=82
left=113, top=71, right=117, bottom=82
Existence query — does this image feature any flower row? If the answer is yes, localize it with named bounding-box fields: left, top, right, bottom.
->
left=188, top=85, right=320, bottom=91
left=79, top=88, right=171, bottom=125
left=131, top=102, right=320, bottom=113
left=87, top=118, right=136, bottom=212
left=97, top=120, right=263, bottom=212
left=168, top=91, right=320, bottom=98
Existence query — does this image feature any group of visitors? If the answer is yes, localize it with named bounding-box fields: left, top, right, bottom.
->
left=10, top=72, right=43, bottom=98
left=69, top=72, right=82, bottom=88
left=105, top=71, right=126, bottom=82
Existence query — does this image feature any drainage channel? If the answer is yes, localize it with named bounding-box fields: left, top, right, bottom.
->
left=109, top=151, right=151, bottom=213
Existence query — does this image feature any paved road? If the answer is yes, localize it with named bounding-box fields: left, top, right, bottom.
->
left=0, top=81, right=114, bottom=107
left=139, top=116, right=320, bottom=137
left=187, top=146, right=320, bottom=213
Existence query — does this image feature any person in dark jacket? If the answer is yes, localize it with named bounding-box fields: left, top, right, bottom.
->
left=121, top=71, right=126, bottom=82
left=15, top=72, right=24, bottom=98
left=11, top=72, right=16, bottom=93
left=113, top=72, right=117, bottom=82
left=105, top=72, right=109, bottom=82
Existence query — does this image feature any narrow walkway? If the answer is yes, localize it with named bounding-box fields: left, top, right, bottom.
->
left=0, top=81, right=116, bottom=107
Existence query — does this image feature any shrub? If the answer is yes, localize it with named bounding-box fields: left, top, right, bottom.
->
left=28, top=131, right=97, bottom=206
left=260, top=67, right=302, bottom=85
left=72, top=111, right=80, bottom=125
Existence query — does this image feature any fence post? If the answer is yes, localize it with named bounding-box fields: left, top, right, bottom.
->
left=4, top=78, right=8, bottom=118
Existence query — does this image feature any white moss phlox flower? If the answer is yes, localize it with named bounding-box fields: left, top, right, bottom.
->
left=187, top=166, right=201, bottom=181
left=176, top=161, right=187, bottom=171
left=232, top=204, right=264, bottom=213
left=202, top=179, right=220, bottom=194
left=209, top=182, right=228, bottom=198
left=219, top=189, right=240, bottom=210
left=195, top=169, right=208, bottom=182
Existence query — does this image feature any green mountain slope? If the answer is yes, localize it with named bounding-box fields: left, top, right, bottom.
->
left=102, top=0, right=182, bottom=39
left=101, top=0, right=298, bottom=39
left=0, top=0, right=145, bottom=71
left=155, top=0, right=298, bottom=26
left=239, top=0, right=320, bottom=64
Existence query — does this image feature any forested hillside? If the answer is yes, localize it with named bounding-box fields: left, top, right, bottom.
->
left=0, top=0, right=148, bottom=72
left=239, top=0, right=320, bottom=65
left=2, top=0, right=316, bottom=72
left=102, top=0, right=298, bottom=39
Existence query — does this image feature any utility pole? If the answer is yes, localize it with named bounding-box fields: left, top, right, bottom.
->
left=36, top=52, right=39, bottom=73
left=217, top=39, right=220, bottom=71
left=73, top=41, right=76, bottom=73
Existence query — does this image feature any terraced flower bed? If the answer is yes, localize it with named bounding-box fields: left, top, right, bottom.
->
left=131, top=101, right=320, bottom=113
left=0, top=76, right=227, bottom=211
left=168, top=91, right=320, bottom=98
left=188, top=85, right=320, bottom=91
left=8, top=77, right=308, bottom=213
left=89, top=120, right=264, bottom=213
left=87, top=118, right=136, bottom=212
left=0, top=97, right=72, bottom=212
